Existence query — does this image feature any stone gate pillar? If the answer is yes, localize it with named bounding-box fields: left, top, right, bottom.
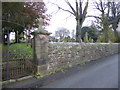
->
left=32, top=30, right=51, bottom=74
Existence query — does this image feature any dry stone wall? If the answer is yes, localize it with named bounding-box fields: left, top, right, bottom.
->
left=33, top=31, right=119, bottom=77
left=47, top=42, right=119, bottom=70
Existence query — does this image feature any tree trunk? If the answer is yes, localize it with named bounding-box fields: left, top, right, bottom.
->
left=15, top=32, right=17, bottom=43
left=15, top=31, right=20, bottom=43
left=3, top=34, right=7, bottom=45
left=2, top=34, right=5, bottom=45
left=76, top=20, right=82, bottom=42
left=114, top=29, right=119, bottom=42
left=27, top=29, right=31, bottom=43
left=104, top=31, right=109, bottom=43
left=0, top=31, right=2, bottom=44
left=103, top=25, right=109, bottom=43
left=103, top=16, right=109, bottom=43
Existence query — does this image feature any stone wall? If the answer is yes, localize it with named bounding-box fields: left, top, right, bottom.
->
left=47, top=42, right=119, bottom=71
left=33, top=32, right=119, bottom=76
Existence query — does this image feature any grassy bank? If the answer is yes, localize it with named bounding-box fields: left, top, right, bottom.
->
left=2, top=43, right=33, bottom=62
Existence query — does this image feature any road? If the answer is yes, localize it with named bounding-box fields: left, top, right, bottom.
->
left=42, top=54, right=119, bottom=88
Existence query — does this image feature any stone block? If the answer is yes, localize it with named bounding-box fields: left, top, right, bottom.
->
left=37, top=64, right=48, bottom=73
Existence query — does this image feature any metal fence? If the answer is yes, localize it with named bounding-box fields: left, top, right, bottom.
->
left=2, top=51, right=36, bottom=81
left=2, top=32, right=36, bottom=81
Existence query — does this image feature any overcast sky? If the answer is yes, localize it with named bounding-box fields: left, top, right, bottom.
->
left=44, top=0, right=101, bottom=36
left=10, top=0, right=120, bottom=39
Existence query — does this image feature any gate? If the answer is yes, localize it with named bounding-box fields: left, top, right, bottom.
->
left=2, top=31, right=36, bottom=81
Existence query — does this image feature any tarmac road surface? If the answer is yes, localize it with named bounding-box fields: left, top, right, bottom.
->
left=42, top=54, right=119, bottom=88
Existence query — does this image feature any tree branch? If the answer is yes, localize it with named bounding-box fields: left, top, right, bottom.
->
left=76, top=0, right=79, bottom=19
left=51, top=3, right=75, bottom=16
left=65, top=0, right=76, bottom=14
left=83, top=0, right=89, bottom=17
left=79, top=0, right=82, bottom=15
left=87, top=15, right=101, bottom=20
left=65, top=14, right=73, bottom=22
left=94, top=2, right=102, bottom=12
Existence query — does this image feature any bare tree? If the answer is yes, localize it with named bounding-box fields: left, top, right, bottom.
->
left=89, top=0, right=120, bottom=42
left=88, top=0, right=111, bottom=42
left=109, top=1, right=120, bottom=42
left=51, top=0, right=89, bottom=42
